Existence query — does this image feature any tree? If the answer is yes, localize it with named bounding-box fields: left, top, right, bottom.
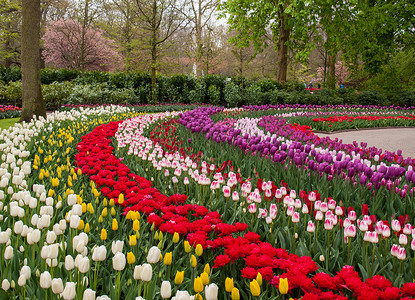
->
left=0, top=0, right=21, bottom=66
left=20, top=0, right=45, bottom=122
left=42, top=19, right=123, bottom=71
left=219, top=0, right=315, bottom=83
left=133, top=0, right=187, bottom=102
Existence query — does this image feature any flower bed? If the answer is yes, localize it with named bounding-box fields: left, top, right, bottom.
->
left=1, top=104, right=415, bottom=300
left=0, top=105, right=21, bottom=119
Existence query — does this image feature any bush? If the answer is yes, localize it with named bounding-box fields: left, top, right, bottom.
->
left=42, top=81, right=73, bottom=109
left=1, top=81, right=22, bottom=106
left=224, top=81, right=242, bottom=107
left=208, top=85, right=221, bottom=105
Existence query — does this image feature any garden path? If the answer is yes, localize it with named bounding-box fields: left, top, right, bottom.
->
left=315, top=128, right=415, bottom=159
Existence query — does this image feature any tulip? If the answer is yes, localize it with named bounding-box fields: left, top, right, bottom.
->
left=65, top=255, right=74, bottom=270
left=195, top=244, right=203, bottom=256
left=173, top=232, right=179, bottom=243
left=307, top=221, right=315, bottom=233
left=231, top=287, right=240, bottom=300
left=129, top=234, right=137, bottom=246
left=127, top=252, right=136, bottom=264
left=92, top=245, right=107, bottom=262
left=194, top=277, right=204, bottom=293
left=133, top=219, right=140, bottom=232
left=399, top=234, right=408, bottom=245
left=184, top=241, right=191, bottom=253
left=315, top=211, right=323, bottom=220
left=200, top=272, right=209, bottom=285
left=382, top=225, right=391, bottom=238
left=161, top=281, right=172, bottom=299
left=133, top=265, right=142, bottom=280
left=69, top=215, right=80, bottom=229
left=279, top=277, right=289, bottom=294
left=175, top=270, right=184, bottom=284
left=40, top=271, right=52, bottom=289
left=411, top=239, right=415, bottom=251
left=18, top=275, right=26, bottom=287
left=2, top=279, right=10, bottom=291
left=83, top=289, right=96, bottom=300
left=392, top=219, right=401, bottom=232
left=344, top=225, right=356, bottom=238
left=164, top=252, right=172, bottom=265
left=111, top=240, right=124, bottom=254
left=324, top=219, right=333, bottom=230
left=348, top=210, right=357, bottom=221
left=256, top=272, right=262, bottom=286
left=51, top=278, right=64, bottom=294
left=225, top=277, right=234, bottom=292
left=112, top=218, right=118, bottom=231
left=147, top=246, right=161, bottom=263
left=205, top=283, right=219, bottom=300
left=250, top=279, right=260, bottom=297
left=140, top=263, right=153, bottom=282
left=397, top=246, right=406, bottom=260
left=62, top=282, right=76, bottom=300
left=20, top=265, right=31, bottom=280
left=4, top=246, right=13, bottom=260
left=292, top=212, right=300, bottom=223
left=112, top=252, right=126, bottom=271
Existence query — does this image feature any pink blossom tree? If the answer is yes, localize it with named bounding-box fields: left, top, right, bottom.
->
left=42, top=19, right=124, bottom=72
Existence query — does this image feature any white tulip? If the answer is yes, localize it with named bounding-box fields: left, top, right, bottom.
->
left=1, top=279, right=10, bottom=291
left=21, top=225, right=29, bottom=237
left=17, top=275, right=26, bottom=287
left=4, top=245, right=13, bottom=260
left=133, top=265, right=142, bottom=280
left=77, top=256, right=90, bottom=274
left=20, top=265, right=31, bottom=280
left=205, top=283, right=219, bottom=300
left=83, top=288, right=96, bottom=300
left=14, top=220, right=23, bottom=234
left=40, top=271, right=52, bottom=289
left=71, top=204, right=82, bottom=216
left=160, top=281, right=172, bottom=299
left=140, top=263, right=153, bottom=282
left=79, top=232, right=88, bottom=245
left=0, top=231, right=10, bottom=243
left=62, top=282, right=76, bottom=300
left=67, top=194, right=77, bottom=206
left=111, top=240, right=124, bottom=254
left=47, top=230, right=57, bottom=244
left=146, top=246, right=161, bottom=264
left=92, top=245, right=107, bottom=262
left=65, top=255, right=75, bottom=270
left=112, top=252, right=126, bottom=271
left=69, top=215, right=80, bottom=229
left=51, top=278, right=63, bottom=294
left=49, top=244, right=59, bottom=259
left=31, top=214, right=39, bottom=226
left=59, top=219, right=67, bottom=231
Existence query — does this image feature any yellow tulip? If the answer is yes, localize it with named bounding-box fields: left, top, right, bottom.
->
left=159, top=231, right=163, bottom=241
left=133, top=219, right=140, bottom=232
left=77, top=219, right=84, bottom=230
left=184, top=241, right=191, bottom=253
left=52, top=178, right=59, bottom=187
left=193, top=277, right=203, bottom=293
left=129, top=235, right=137, bottom=246
left=112, top=218, right=118, bottom=231
left=195, top=244, right=203, bottom=256
left=279, top=277, right=289, bottom=295
left=194, top=294, right=202, bottom=300
left=164, top=252, right=172, bottom=265
left=256, top=272, right=262, bottom=286
left=126, top=211, right=133, bottom=220
left=174, top=270, right=184, bottom=285
left=109, top=198, right=115, bottom=206
left=48, top=189, right=54, bottom=197
left=204, top=263, right=210, bottom=275
left=127, top=252, right=135, bottom=264
left=87, top=203, right=94, bottom=214
left=81, top=203, right=87, bottom=213
left=100, top=228, right=107, bottom=241
left=111, top=207, right=116, bottom=216
left=200, top=272, right=209, bottom=285
left=84, top=223, right=90, bottom=234
left=77, top=168, right=82, bottom=176
left=98, top=215, right=103, bottom=223
left=173, top=232, right=179, bottom=243
left=102, top=207, right=108, bottom=217
left=103, top=198, right=108, bottom=206
left=250, top=279, right=260, bottom=297
left=225, top=277, right=234, bottom=292
left=190, top=255, right=197, bottom=268
left=118, top=193, right=124, bottom=205
left=231, top=288, right=240, bottom=300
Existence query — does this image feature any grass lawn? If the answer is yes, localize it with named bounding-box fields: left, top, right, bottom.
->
left=0, top=118, right=19, bottom=130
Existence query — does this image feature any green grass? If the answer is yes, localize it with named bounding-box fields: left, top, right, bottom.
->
left=0, top=118, right=19, bottom=130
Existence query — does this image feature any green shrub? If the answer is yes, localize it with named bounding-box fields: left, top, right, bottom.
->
left=42, top=81, right=73, bottom=109
left=2, top=81, right=22, bottom=106
left=208, top=85, right=221, bottom=105
left=224, top=81, right=242, bottom=107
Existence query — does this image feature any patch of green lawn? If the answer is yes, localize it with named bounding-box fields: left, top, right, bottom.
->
left=0, top=118, right=19, bottom=130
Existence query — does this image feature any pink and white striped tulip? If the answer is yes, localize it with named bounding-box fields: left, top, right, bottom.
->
left=248, top=204, right=257, bottom=214
left=287, top=206, right=295, bottom=217
left=324, top=219, right=333, bottom=230
left=344, top=225, right=356, bottom=238
left=328, top=199, right=336, bottom=210
left=357, top=220, right=368, bottom=232
left=391, top=220, right=401, bottom=232
left=308, top=191, right=316, bottom=201
left=315, top=211, right=323, bottom=221
left=399, top=234, right=408, bottom=245
left=348, top=210, right=357, bottom=221
left=307, top=221, right=315, bottom=233
left=382, top=225, right=391, bottom=238
left=343, top=218, right=352, bottom=228
left=403, top=223, right=412, bottom=235
left=292, top=212, right=300, bottom=223
left=222, top=186, right=231, bottom=198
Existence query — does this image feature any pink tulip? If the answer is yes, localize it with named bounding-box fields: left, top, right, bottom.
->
left=294, top=199, right=302, bottom=209
left=287, top=206, right=295, bottom=217
left=391, top=220, right=401, bottom=232
left=280, top=187, right=287, bottom=195
left=391, top=244, right=399, bottom=257
left=362, top=215, right=372, bottom=225
left=375, top=221, right=384, bottom=234
left=315, top=211, right=323, bottom=221
left=411, top=239, right=415, bottom=251
left=328, top=199, right=336, bottom=210
left=399, top=234, right=408, bottom=245
left=269, top=204, right=278, bottom=219
left=183, top=177, right=189, bottom=185
left=382, top=225, right=391, bottom=238
left=403, top=224, right=412, bottom=235
left=344, top=225, right=356, bottom=238
left=164, top=169, right=169, bottom=177
left=265, top=189, right=272, bottom=198
left=397, top=246, right=406, bottom=260
left=248, top=204, right=257, bottom=214
left=275, top=189, right=283, bottom=199
left=302, top=204, right=309, bottom=214
left=357, top=220, right=368, bottom=232
left=292, top=212, right=300, bottom=223
left=343, top=218, right=352, bottom=228
left=320, top=202, right=328, bottom=213
left=232, top=191, right=239, bottom=201
left=222, top=186, right=231, bottom=198
left=314, top=200, right=321, bottom=211
left=335, top=206, right=344, bottom=216
left=307, top=221, right=315, bottom=233
left=308, top=191, right=316, bottom=201
left=324, top=219, right=333, bottom=230
left=289, top=190, right=296, bottom=199
left=348, top=210, right=357, bottom=221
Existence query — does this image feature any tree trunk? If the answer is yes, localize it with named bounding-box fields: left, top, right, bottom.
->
left=194, top=0, right=203, bottom=76
left=276, top=6, right=290, bottom=83
left=150, top=0, right=157, bottom=103
left=20, top=0, right=45, bottom=122
left=80, top=0, right=90, bottom=74
left=328, top=55, right=336, bottom=89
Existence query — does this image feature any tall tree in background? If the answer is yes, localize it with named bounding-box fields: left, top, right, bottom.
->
left=133, top=0, right=187, bottom=102
left=184, top=0, right=219, bottom=76
left=219, top=0, right=315, bottom=83
left=20, top=0, right=45, bottom=122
